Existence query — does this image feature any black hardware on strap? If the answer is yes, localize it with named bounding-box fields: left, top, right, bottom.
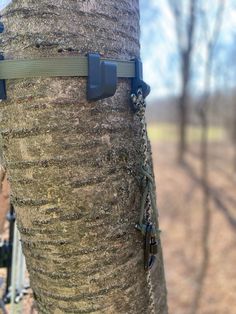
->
left=131, top=58, right=150, bottom=99
left=144, top=224, right=158, bottom=270
left=0, top=21, right=149, bottom=103
left=87, top=52, right=117, bottom=100
left=0, top=22, right=3, bottom=34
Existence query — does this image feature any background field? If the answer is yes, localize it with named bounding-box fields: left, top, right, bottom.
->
left=149, top=123, right=236, bottom=314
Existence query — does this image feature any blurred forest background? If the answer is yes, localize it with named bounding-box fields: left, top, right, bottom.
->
left=140, top=0, right=236, bottom=313
left=0, top=0, right=236, bottom=313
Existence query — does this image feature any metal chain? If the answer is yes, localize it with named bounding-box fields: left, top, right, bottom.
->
left=131, top=88, right=151, bottom=222
left=131, top=88, right=156, bottom=313
left=131, top=88, right=158, bottom=232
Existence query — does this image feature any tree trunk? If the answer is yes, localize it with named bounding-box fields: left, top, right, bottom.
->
left=178, top=43, right=193, bottom=163
left=178, top=87, right=188, bottom=163
left=0, top=1, right=167, bottom=313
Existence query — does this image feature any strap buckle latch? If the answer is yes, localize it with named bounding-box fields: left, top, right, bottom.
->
left=136, top=223, right=159, bottom=270
left=87, top=53, right=117, bottom=101
left=131, top=58, right=150, bottom=99
left=144, top=224, right=157, bottom=270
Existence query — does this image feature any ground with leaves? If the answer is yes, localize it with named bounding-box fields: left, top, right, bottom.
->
left=154, top=137, right=236, bottom=314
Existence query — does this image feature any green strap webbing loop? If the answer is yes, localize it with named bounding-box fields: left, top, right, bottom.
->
left=0, top=56, right=135, bottom=80
left=138, top=166, right=159, bottom=228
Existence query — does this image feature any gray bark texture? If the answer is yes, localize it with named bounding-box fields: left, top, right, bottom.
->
left=0, top=1, right=168, bottom=313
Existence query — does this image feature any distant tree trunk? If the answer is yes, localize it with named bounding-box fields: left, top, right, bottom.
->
left=191, top=94, right=211, bottom=314
left=169, top=0, right=197, bottom=163
left=233, top=102, right=236, bottom=172
left=191, top=2, right=224, bottom=313
left=0, top=1, right=167, bottom=313
left=178, top=54, right=190, bottom=163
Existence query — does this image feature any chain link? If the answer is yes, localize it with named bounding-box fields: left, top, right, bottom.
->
left=131, top=88, right=156, bottom=313
left=131, top=88, right=154, bottom=228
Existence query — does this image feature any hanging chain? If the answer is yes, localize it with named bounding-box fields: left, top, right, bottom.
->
left=131, top=88, right=160, bottom=271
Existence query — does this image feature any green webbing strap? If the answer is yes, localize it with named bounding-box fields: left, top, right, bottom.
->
left=0, top=56, right=135, bottom=80
left=138, top=165, right=159, bottom=231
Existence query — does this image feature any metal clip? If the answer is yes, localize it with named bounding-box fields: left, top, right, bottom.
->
left=87, top=52, right=117, bottom=101
left=144, top=224, right=157, bottom=270
left=131, top=58, right=150, bottom=100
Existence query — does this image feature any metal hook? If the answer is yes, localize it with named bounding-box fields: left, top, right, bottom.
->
left=144, top=224, right=158, bottom=270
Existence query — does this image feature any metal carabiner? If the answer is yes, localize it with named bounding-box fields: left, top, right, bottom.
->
left=144, top=224, right=158, bottom=270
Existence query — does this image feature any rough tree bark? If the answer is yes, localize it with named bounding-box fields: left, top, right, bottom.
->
left=0, top=1, right=167, bottom=313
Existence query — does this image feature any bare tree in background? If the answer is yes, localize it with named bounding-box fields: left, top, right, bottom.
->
left=169, top=0, right=197, bottom=163
left=233, top=101, right=236, bottom=172
left=190, top=2, right=225, bottom=313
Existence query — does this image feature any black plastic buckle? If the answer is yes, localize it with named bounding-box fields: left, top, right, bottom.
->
left=131, top=58, right=150, bottom=99
left=144, top=224, right=157, bottom=270
left=0, top=22, right=6, bottom=101
left=87, top=53, right=117, bottom=101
